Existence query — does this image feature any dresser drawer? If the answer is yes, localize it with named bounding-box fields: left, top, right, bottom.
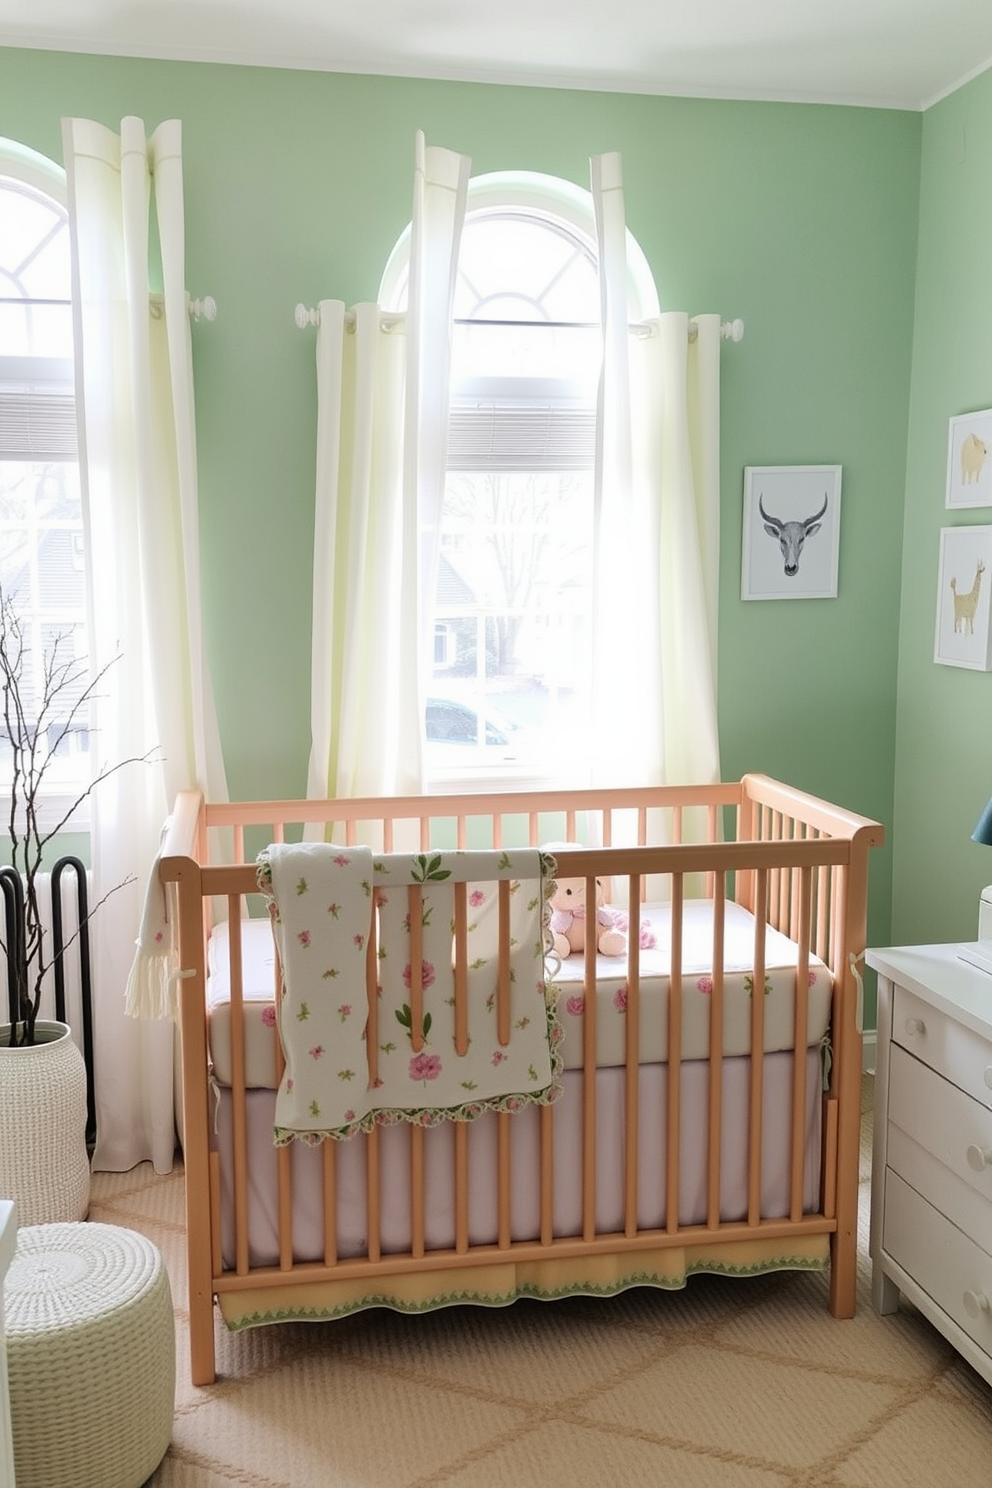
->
left=887, top=1044, right=992, bottom=1249
left=883, top=1170, right=992, bottom=1360
left=892, top=985, right=992, bottom=1109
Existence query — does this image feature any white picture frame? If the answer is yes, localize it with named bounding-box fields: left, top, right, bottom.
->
left=934, top=524, right=992, bottom=670
left=741, top=465, right=842, bottom=600
left=946, top=408, right=992, bottom=509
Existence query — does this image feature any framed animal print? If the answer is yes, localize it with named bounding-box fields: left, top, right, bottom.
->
left=741, top=465, right=842, bottom=600
left=934, top=525, right=992, bottom=670
left=946, top=408, right=992, bottom=509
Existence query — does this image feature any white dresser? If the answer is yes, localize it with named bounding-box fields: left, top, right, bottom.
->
left=868, top=943, right=992, bottom=1387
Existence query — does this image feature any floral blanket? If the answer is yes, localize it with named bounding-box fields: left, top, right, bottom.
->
left=256, top=843, right=561, bottom=1144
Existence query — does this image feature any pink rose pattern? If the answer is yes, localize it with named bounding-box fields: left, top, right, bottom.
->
left=260, top=846, right=560, bottom=1142
left=403, top=959, right=437, bottom=993
left=409, top=1051, right=442, bottom=1083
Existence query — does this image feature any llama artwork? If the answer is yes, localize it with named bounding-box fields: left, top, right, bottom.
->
left=935, top=528, right=992, bottom=669
left=951, top=558, right=985, bottom=634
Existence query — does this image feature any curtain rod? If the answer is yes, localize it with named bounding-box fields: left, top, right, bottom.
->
left=294, top=303, right=744, bottom=344
left=0, top=294, right=218, bottom=322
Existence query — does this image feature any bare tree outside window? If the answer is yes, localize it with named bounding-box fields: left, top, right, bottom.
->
left=426, top=204, right=600, bottom=778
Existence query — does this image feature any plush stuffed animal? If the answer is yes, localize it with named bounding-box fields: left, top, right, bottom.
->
left=548, top=869, right=627, bottom=959
left=545, top=843, right=658, bottom=961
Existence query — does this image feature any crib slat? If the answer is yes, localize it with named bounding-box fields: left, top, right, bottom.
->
left=366, top=896, right=379, bottom=1086
left=705, top=803, right=719, bottom=898
left=367, top=1126, right=381, bottom=1263
left=209, top=1150, right=223, bottom=1279
left=582, top=883, right=598, bottom=1243
left=411, top=1126, right=425, bottom=1260
left=453, top=882, right=469, bottom=1056
left=540, top=1103, right=554, bottom=1246
left=409, top=884, right=424, bottom=1052
left=323, top=1140, right=338, bottom=1265
left=497, top=880, right=511, bottom=1047
left=624, top=873, right=641, bottom=1238
left=455, top=1122, right=469, bottom=1254
left=666, top=872, right=684, bottom=1235
left=747, top=871, right=769, bottom=1228
left=816, top=859, right=830, bottom=963
left=277, top=1144, right=293, bottom=1270
left=791, top=867, right=813, bottom=1222
left=789, top=830, right=804, bottom=943
left=498, top=1112, right=511, bottom=1250
left=706, top=874, right=726, bottom=1229
left=228, top=899, right=251, bottom=1276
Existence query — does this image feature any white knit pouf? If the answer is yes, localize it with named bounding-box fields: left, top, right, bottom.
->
left=5, top=1223, right=175, bottom=1488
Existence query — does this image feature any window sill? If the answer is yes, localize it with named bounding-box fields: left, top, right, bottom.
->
left=0, top=792, right=90, bottom=837
left=424, top=759, right=588, bottom=796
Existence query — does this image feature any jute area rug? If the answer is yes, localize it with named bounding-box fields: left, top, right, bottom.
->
left=86, top=1076, right=992, bottom=1487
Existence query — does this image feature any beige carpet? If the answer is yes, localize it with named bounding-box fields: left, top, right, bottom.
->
left=85, top=1077, right=992, bottom=1488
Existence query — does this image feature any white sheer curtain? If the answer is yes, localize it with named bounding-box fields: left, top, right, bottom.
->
left=591, top=151, right=721, bottom=789
left=63, top=116, right=228, bottom=1173
left=307, top=133, right=470, bottom=800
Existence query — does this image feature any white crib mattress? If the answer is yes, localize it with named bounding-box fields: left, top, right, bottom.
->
left=206, top=900, right=832, bottom=1090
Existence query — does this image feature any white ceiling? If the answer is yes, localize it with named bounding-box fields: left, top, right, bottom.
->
left=1, top=0, right=991, bottom=111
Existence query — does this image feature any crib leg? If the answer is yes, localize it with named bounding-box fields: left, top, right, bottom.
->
left=188, top=1286, right=217, bottom=1387
left=828, top=1221, right=857, bottom=1318
left=828, top=1064, right=862, bottom=1319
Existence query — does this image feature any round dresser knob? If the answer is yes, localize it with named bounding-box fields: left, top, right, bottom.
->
left=966, top=1144, right=992, bottom=1172
left=904, top=1016, right=926, bottom=1036
left=963, top=1289, right=990, bottom=1319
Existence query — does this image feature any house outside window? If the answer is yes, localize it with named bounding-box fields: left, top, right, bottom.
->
left=0, top=142, right=89, bottom=813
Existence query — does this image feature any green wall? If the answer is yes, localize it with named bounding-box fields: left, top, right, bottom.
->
left=0, top=47, right=922, bottom=965
left=893, top=68, right=992, bottom=945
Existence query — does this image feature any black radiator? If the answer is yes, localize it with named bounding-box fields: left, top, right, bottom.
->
left=0, top=857, right=96, bottom=1149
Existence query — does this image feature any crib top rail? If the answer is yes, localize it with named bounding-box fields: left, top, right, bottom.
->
left=160, top=774, right=883, bottom=862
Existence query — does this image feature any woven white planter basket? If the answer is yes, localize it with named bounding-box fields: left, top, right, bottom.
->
left=0, top=1021, right=90, bottom=1225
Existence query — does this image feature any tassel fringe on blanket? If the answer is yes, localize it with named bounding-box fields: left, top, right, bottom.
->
left=124, top=848, right=179, bottom=1020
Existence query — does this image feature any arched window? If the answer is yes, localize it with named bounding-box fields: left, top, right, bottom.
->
left=382, top=170, right=658, bottom=784
left=0, top=141, right=88, bottom=801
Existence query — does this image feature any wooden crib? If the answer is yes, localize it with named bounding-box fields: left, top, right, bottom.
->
left=160, top=774, right=883, bottom=1385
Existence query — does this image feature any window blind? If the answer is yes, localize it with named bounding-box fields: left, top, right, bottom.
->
left=447, top=404, right=595, bottom=472
left=0, top=391, right=78, bottom=461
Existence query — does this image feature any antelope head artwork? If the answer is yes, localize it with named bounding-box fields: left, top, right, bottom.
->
left=758, top=493, right=829, bottom=577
